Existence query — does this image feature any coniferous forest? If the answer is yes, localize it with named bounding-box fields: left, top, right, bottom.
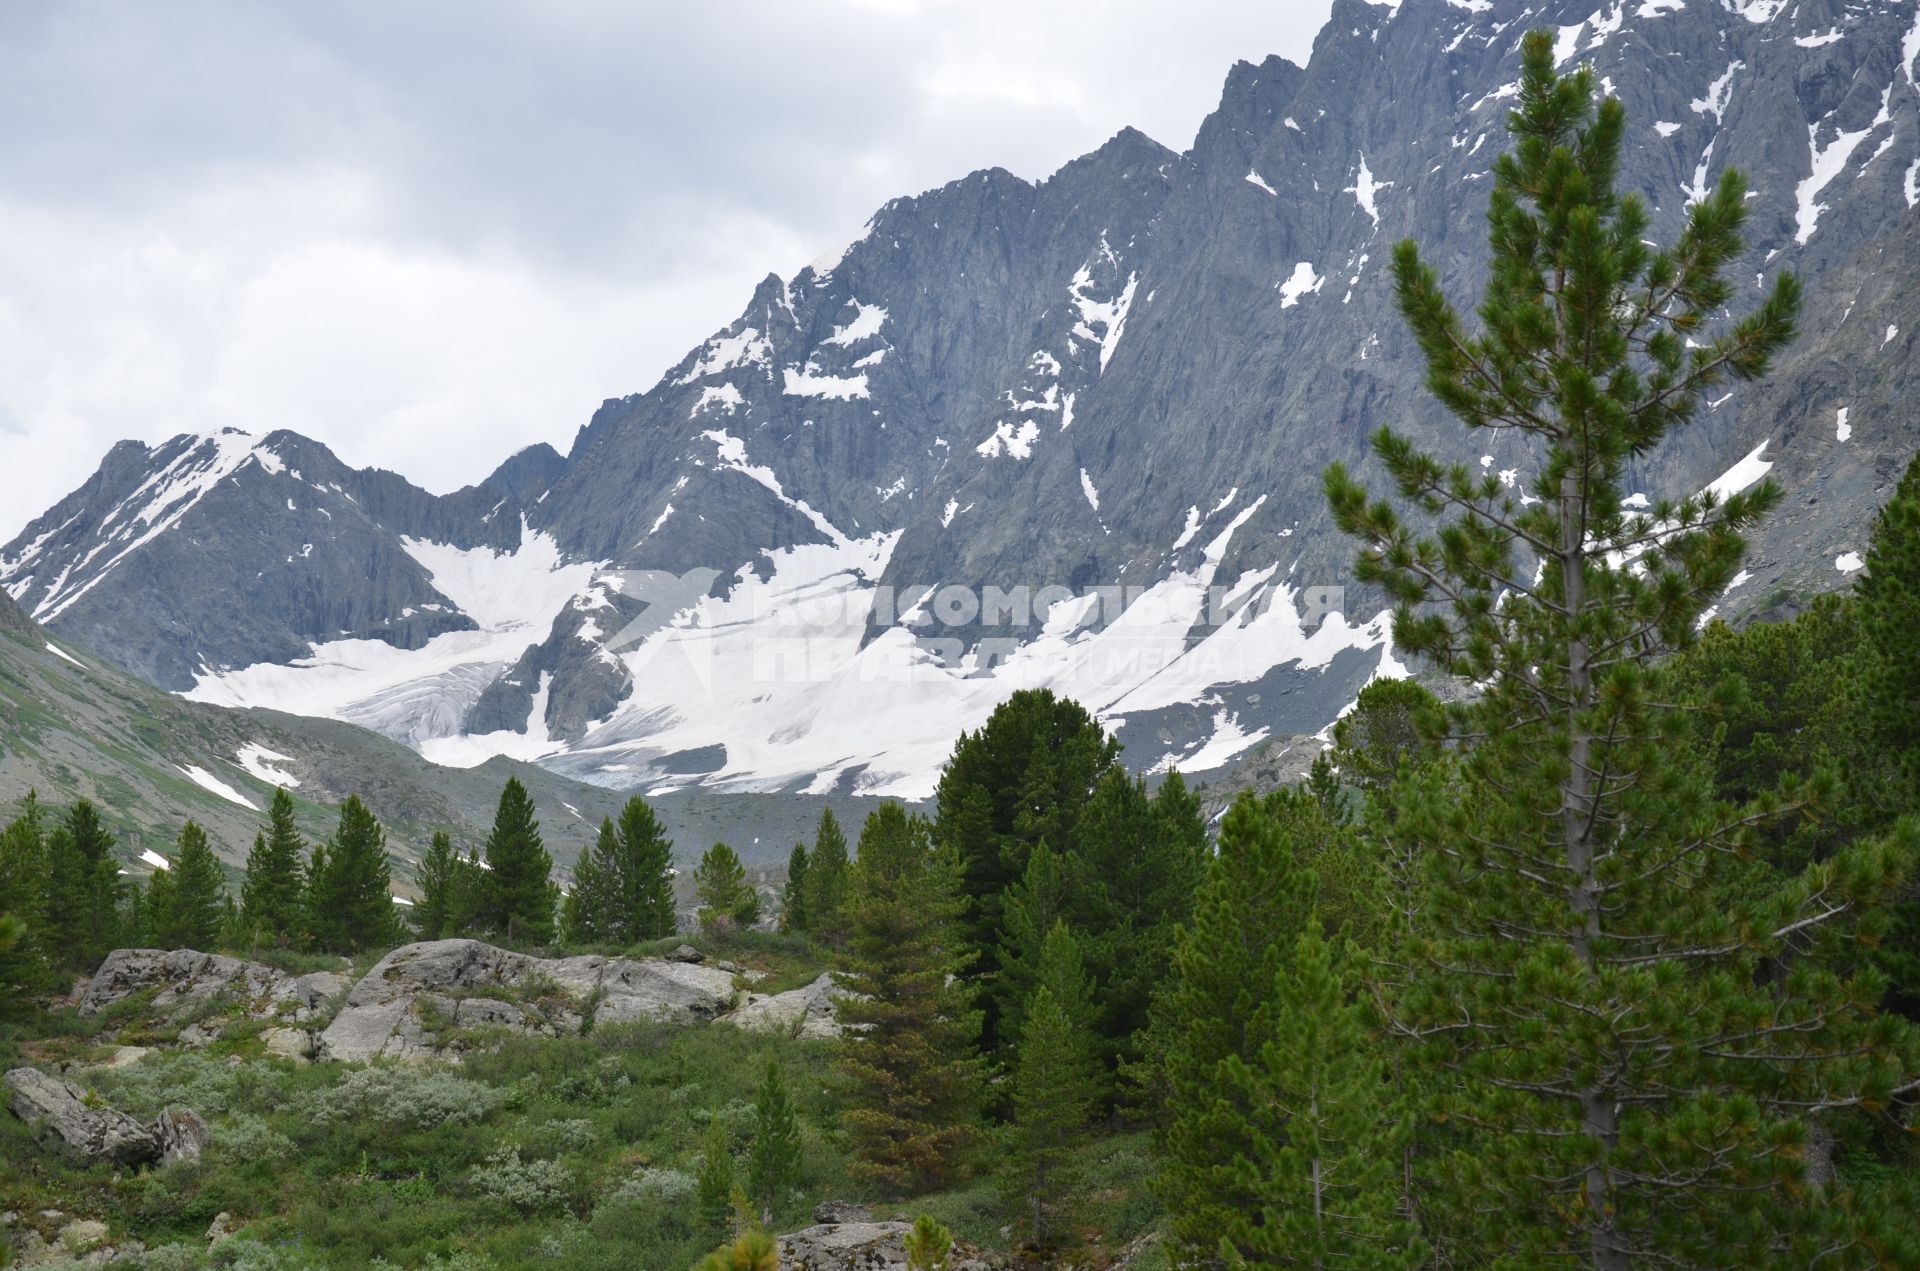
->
left=3, top=40, right=1918, bottom=1270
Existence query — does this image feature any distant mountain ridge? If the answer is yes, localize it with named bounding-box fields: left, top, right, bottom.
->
left=6, top=0, right=1917, bottom=799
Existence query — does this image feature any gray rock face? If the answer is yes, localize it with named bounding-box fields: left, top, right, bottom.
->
left=6, top=0, right=1913, bottom=791
left=152, top=1107, right=211, bottom=1167
left=721, top=972, right=847, bottom=1041
left=4, top=1068, right=159, bottom=1167
left=316, top=939, right=739, bottom=1063
left=776, top=1222, right=994, bottom=1271
left=76, top=948, right=347, bottom=1026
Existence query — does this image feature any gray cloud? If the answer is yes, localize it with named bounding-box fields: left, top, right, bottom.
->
left=0, top=0, right=1334, bottom=541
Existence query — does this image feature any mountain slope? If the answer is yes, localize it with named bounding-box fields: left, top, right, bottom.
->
left=6, top=0, right=1917, bottom=799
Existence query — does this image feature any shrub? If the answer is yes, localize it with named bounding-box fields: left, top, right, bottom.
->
left=466, top=1147, right=573, bottom=1213
left=605, top=1166, right=696, bottom=1206
left=304, top=1066, right=502, bottom=1130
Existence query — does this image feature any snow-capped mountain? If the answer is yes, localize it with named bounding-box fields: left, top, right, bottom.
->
left=6, top=0, right=1918, bottom=799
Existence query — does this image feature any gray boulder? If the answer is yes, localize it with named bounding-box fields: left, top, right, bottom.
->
left=153, top=1107, right=210, bottom=1166
left=776, top=1222, right=994, bottom=1271
left=4, top=1068, right=159, bottom=1167
left=76, top=948, right=347, bottom=1026
left=316, top=939, right=737, bottom=1063
left=721, top=972, right=846, bottom=1041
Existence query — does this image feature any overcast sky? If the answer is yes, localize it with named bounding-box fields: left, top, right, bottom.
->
left=0, top=1, right=1335, bottom=543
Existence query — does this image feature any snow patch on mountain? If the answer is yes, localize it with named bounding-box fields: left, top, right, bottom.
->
left=176, top=763, right=258, bottom=810
left=235, top=742, right=301, bottom=789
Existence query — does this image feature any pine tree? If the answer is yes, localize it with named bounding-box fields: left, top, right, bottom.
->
left=1216, top=922, right=1424, bottom=1269
left=0, top=795, right=51, bottom=1004
left=44, top=800, right=122, bottom=969
left=836, top=802, right=982, bottom=1195
left=1324, top=32, right=1917, bottom=1266
left=694, top=1113, right=737, bottom=1240
left=240, top=788, right=307, bottom=945
left=1003, top=924, right=1102, bottom=1248
left=994, top=841, right=1068, bottom=1044
left=614, top=795, right=680, bottom=941
left=800, top=810, right=849, bottom=941
left=903, top=1215, right=954, bottom=1271
left=481, top=777, right=556, bottom=946
left=1855, top=447, right=1920, bottom=798
left=562, top=819, right=618, bottom=944
left=1065, top=768, right=1207, bottom=1070
left=414, top=831, right=458, bottom=940
left=306, top=796, right=398, bottom=954
left=933, top=690, right=1119, bottom=1008
left=746, top=1058, right=803, bottom=1220
left=149, top=821, right=225, bottom=950
left=695, top=842, right=758, bottom=929
left=1153, top=792, right=1325, bottom=1259
left=447, top=846, right=487, bottom=937
left=780, top=844, right=809, bottom=933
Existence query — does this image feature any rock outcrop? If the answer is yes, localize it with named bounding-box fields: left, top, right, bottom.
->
left=315, top=939, right=741, bottom=1063
left=65, top=940, right=848, bottom=1065
left=76, top=948, right=348, bottom=1027
left=3, top=1068, right=211, bottom=1171
left=152, top=1107, right=211, bottom=1167
left=5, top=1068, right=159, bottom=1166
left=721, top=972, right=847, bottom=1041
left=776, top=1221, right=994, bottom=1271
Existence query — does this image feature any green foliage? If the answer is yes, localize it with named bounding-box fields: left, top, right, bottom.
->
left=1215, top=923, right=1423, bottom=1269
left=44, top=798, right=123, bottom=969
left=565, top=797, right=679, bottom=944
left=1005, top=971, right=1101, bottom=1246
left=1323, top=32, right=1916, bottom=1267
left=993, top=841, right=1068, bottom=1046
left=745, top=1058, right=802, bottom=1219
left=837, top=802, right=983, bottom=1196
left=304, top=796, right=398, bottom=954
left=694, top=842, right=759, bottom=930
left=1062, top=769, right=1207, bottom=1075
left=903, top=1214, right=954, bottom=1271
left=241, top=789, right=308, bottom=946
left=934, top=689, right=1119, bottom=1033
left=147, top=821, right=226, bottom=950
left=779, top=844, right=809, bottom=933
left=800, top=810, right=849, bottom=943
left=478, top=778, right=556, bottom=946
left=0, top=792, right=53, bottom=1005
left=694, top=1113, right=737, bottom=1239
left=414, top=831, right=458, bottom=941
left=1857, top=449, right=1920, bottom=780
left=1151, top=791, right=1325, bottom=1259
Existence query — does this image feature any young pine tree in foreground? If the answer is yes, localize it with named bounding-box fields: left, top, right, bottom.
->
left=836, top=802, right=982, bottom=1196
left=240, top=788, right=307, bottom=944
left=1152, top=791, right=1327, bottom=1260
left=746, top=1058, right=803, bottom=1221
left=1324, top=31, right=1918, bottom=1267
left=694, top=1113, right=737, bottom=1241
left=1216, top=921, right=1424, bottom=1269
left=1004, top=923, right=1102, bottom=1249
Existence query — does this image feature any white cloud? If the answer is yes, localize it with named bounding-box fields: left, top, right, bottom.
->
left=0, top=0, right=1334, bottom=541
